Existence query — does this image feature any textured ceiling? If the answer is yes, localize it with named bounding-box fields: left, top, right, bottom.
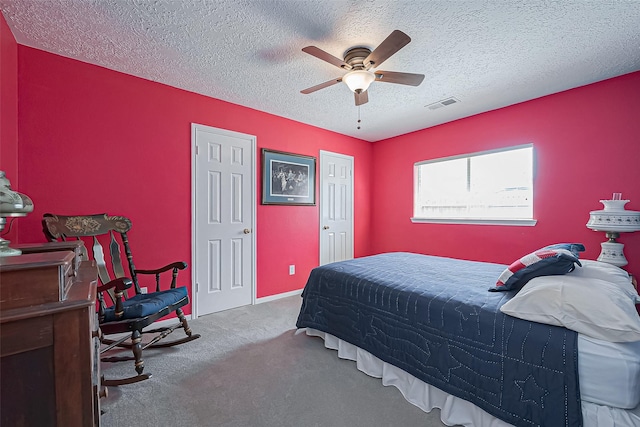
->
left=2, top=0, right=639, bottom=142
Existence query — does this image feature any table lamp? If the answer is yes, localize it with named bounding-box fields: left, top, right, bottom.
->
left=586, top=193, right=640, bottom=267
left=0, top=171, right=34, bottom=257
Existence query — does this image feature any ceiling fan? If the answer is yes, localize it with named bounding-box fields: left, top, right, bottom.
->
left=300, top=30, right=425, bottom=106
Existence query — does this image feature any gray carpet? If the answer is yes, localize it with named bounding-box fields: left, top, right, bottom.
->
left=100, top=295, right=453, bottom=427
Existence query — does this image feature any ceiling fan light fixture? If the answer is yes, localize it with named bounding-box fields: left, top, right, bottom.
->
left=343, top=70, right=375, bottom=94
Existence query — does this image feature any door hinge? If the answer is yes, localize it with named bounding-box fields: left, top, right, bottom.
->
left=196, top=282, right=199, bottom=292
left=195, top=145, right=199, bottom=155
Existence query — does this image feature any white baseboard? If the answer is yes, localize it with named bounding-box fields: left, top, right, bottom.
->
left=255, top=288, right=303, bottom=304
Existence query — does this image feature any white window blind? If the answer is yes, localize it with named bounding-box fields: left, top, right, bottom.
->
left=412, top=144, right=535, bottom=225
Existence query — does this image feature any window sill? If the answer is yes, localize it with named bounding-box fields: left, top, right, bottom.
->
left=410, top=218, right=537, bottom=226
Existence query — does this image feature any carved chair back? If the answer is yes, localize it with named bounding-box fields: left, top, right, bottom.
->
left=42, top=213, right=174, bottom=305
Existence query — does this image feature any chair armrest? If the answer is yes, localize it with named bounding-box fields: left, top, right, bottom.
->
left=97, top=277, right=132, bottom=322
left=135, top=261, right=187, bottom=275
left=134, top=262, right=187, bottom=290
left=97, top=277, right=132, bottom=293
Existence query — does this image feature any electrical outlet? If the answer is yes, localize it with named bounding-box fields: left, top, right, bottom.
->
left=289, top=265, right=295, bottom=275
left=140, top=287, right=148, bottom=294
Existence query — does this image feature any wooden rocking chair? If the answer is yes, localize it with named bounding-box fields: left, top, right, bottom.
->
left=42, top=213, right=200, bottom=386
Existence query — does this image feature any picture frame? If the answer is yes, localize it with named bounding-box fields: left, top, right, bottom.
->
left=262, top=149, right=316, bottom=205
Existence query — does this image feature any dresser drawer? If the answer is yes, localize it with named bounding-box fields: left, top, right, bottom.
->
left=0, top=315, right=53, bottom=357
left=15, top=240, right=85, bottom=278
left=0, top=252, right=76, bottom=310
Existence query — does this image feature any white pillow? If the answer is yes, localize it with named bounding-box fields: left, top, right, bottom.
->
left=500, top=275, right=640, bottom=342
left=568, top=259, right=633, bottom=290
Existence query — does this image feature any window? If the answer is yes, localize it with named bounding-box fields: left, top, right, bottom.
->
left=412, top=144, right=535, bottom=225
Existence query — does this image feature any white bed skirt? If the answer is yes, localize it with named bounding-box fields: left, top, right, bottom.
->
left=304, top=328, right=640, bottom=427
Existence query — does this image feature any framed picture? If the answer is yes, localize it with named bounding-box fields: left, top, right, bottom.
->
left=262, top=149, right=316, bottom=205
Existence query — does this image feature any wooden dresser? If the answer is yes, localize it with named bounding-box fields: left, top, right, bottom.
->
left=0, top=242, right=103, bottom=427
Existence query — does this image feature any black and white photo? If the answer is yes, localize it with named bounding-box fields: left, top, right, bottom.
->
left=262, top=149, right=316, bottom=205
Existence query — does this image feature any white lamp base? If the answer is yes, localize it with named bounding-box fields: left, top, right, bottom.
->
left=0, top=217, right=22, bottom=257
left=0, top=236, right=22, bottom=257
left=597, top=241, right=628, bottom=267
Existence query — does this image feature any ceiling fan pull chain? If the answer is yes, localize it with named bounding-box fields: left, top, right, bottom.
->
left=357, top=106, right=362, bottom=130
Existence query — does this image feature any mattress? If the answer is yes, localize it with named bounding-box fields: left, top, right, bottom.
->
left=578, top=334, right=640, bottom=409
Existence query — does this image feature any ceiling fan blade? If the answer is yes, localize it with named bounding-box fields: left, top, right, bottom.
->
left=302, top=46, right=352, bottom=70
left=354, top=90, right=368, bottom=106
left=300, top=77, right=343, bottom=94
left=364, top=30, right=411, bottom=69
left=374, top=70, right=425, bottom=86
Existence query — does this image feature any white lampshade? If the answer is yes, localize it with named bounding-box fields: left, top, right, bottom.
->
left=342, top=70, right=375, bottom=93
left=586, top=199, right=640, bottom=233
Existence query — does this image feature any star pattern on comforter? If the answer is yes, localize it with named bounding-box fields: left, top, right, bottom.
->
left=516, top=375, right=550, bottom=406
left=425, top=341, right=461, bottom=381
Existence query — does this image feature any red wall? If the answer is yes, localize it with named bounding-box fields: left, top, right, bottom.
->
left=7, top=22, right=640, bottom=313
left=371, top=71, right=640, bottom=278
left=0, top=12, right=19, bottom=243
left=15, top=46, right=373, bottom=309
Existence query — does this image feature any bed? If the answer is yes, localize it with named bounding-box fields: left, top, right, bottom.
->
left=296, top=251, right=640, bottom=427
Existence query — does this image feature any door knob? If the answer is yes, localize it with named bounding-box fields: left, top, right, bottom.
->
left=243, top=228, right=251, bottom=234
left=323, top=226, right=330, bottom=230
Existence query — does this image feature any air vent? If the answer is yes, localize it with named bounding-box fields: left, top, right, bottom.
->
left=426, top=97, right=460, bottom=110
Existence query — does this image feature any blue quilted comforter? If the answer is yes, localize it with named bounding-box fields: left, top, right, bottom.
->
left=296, top=252, right=582, bottom=427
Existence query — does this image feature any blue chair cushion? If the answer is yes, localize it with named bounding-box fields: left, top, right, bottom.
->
left=103, top=286, right=188, bottom=322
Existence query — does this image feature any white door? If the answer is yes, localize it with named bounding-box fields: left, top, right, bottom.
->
left=319, top=150, right=354, bottom=265
left=192, top=124, right=255, bottom=317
